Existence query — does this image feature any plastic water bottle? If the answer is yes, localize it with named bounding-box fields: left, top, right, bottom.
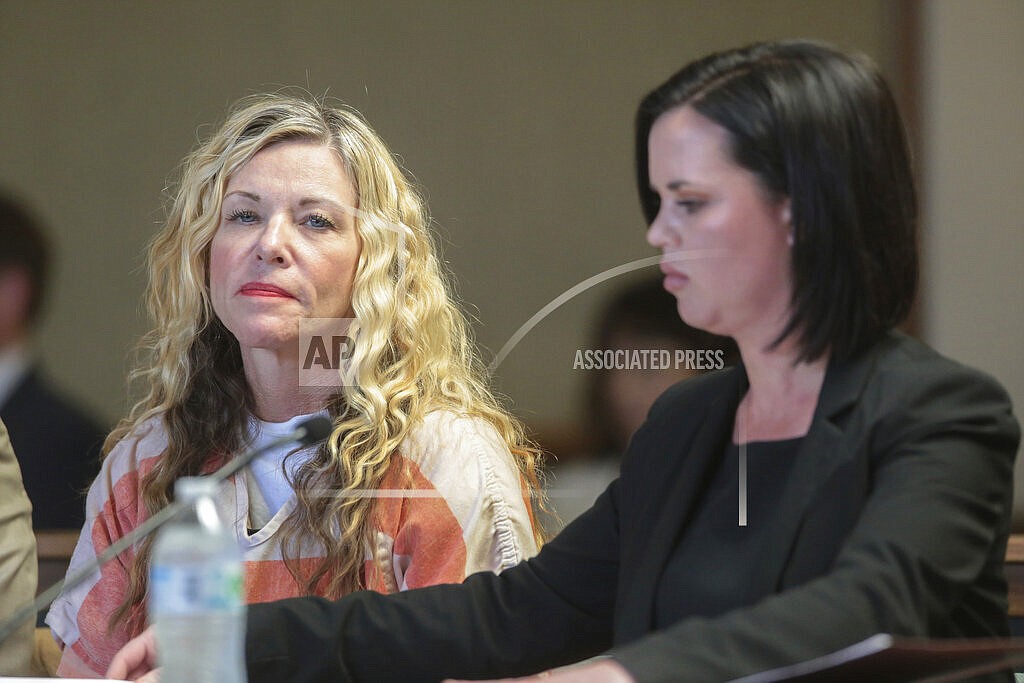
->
left=150, top=477, right=246, bottom=683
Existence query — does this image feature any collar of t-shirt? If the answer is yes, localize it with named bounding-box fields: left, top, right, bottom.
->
left=245, top=409, right=329, bottom=528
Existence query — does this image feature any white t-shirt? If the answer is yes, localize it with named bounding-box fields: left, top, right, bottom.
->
left=244, top=410, right=327, bottom=529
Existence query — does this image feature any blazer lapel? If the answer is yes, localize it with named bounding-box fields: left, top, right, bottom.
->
left=617, top=368, right=743, bottom=641
left=745, top=342, right=881, bottom=598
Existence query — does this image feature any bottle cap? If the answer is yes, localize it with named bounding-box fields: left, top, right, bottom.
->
left=173, top=476, right=220, bottom=502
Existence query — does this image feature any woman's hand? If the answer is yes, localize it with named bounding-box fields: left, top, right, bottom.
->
left=106, top=626, right=160, bottom=681
left=445, top=658, right=634, bottom=683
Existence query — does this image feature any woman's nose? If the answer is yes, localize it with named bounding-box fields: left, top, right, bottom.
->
left=646, top=206, right=676, bottom=249
left=255, top=215, right=291, bottom=265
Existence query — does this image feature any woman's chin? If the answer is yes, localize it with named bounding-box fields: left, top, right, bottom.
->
left=233, top=331, right=300, bottom=359
left=676, top=302, right=712, bottom=333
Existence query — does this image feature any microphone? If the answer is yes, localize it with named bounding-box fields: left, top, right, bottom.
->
left=208, top=415, right=333, bottom=485
left=0, top=415, right=333, bottom=645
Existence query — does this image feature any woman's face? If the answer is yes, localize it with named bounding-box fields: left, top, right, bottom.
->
left=646, top=105, right=793, bottom=345
left=209, top=139, right=361, bottom=357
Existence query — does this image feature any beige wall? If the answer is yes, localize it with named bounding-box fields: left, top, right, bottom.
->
left=920, top=0, right=1024, bottom=523
left=1, top=1, right=890, bottom=435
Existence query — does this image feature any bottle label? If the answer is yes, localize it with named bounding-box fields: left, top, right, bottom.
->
left=150, top=561, right=244, bottom=615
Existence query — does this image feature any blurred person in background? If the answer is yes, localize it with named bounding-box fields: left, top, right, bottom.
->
left=0, top=192, right=105, bottom=531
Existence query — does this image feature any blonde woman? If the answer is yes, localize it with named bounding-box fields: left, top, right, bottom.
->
left=46, top=93, right=543, bottom=677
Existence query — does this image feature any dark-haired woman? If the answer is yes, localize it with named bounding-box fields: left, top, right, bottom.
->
left=111, top=41, right=1020, bottom=683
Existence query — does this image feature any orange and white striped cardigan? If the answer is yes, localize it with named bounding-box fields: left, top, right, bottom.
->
left=46, top=411, right=538, bottom=677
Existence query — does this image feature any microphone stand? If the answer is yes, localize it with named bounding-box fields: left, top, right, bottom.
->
left=0, top=415, right=332, bottom=645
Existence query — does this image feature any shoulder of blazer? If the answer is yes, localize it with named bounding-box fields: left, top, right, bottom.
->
left=846, top=332, right=1019, bottom=453
left=822, top=331, right=1013, bottom=420
left=871, top=331, right=1009, bottom=392
left=788, top=332, right=1020, bottom=483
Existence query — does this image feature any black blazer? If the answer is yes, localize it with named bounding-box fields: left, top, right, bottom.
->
left=0, top=367, right=105, bottom=530
left=246, top=333, right=1020, bottom=682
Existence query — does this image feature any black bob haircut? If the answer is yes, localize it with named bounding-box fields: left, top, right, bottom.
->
left=635, top=40, right=918, bottom=363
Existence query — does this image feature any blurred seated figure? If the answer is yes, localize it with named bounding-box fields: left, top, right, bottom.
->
left=0, top=417, right=37, bottom=675
left=549, top=277, right=736, bottom=529
left=0, top=192, right=105, bottom=530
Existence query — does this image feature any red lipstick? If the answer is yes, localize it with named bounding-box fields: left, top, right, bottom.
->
left=238, top=282, right=295, bottom=299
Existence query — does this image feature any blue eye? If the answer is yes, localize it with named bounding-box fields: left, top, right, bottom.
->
left=227, top=208, right=258, bottom=224
left=306, top=212, right=336, bottom=229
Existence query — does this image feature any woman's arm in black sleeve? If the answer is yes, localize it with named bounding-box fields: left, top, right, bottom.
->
left=245, top=479, right=623, bottom=683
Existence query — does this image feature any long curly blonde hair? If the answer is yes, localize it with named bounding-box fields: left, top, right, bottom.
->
left=108, top=93, right=544, bottom=635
